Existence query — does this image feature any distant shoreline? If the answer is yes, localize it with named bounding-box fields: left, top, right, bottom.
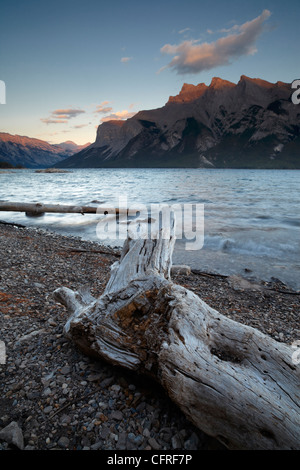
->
left=0, top=161, right=25, bottom=170
left=35, top=168, right=72, bottom=173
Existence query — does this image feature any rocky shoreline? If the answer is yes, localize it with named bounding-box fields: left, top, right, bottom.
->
left=0, top=222, right=299, bottom=451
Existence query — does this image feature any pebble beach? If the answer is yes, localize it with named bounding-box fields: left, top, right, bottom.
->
left=0, top=221, right=299, bottom=451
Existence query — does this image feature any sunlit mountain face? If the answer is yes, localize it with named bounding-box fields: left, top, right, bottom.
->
left=56, top=76, right=300, bottom=169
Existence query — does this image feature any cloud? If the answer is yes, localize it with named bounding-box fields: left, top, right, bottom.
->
left=95, top=101, right=138, bottom=123
left=40, top=118, right=68, bottom=125
left=219, top=24, right=240, bottom=34
left=51, top=108, right=85, bottom=119
left=41, top=107, right=85, bottom=125
left=121, top=57, right=133, bottom=63
left=94, top=102, right=113, bottom=114
left=178, top=27, right=192, bottom=35
left=101, top=110, right=137, bottom=122
left=159, top=9, right=271, bottom=75
left=73, top=124, right=88, bottom=129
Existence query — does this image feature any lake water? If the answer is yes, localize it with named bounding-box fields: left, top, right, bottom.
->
left=0, top=168, right=299, bottom=290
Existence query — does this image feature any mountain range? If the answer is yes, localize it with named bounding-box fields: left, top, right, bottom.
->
left=56, top=75, right=300, bottom=169
left=0, top=133, right=90, bottom=168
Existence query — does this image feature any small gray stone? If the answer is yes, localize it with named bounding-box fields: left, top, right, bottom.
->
left=184, top=432, right=199, bottom=450
left=16, top=329, right=46, bottom=344
left=60, top=365, right=72, bottom=375
left=87, top=373, right=102, bottom=382
left=111, top=410, right=123, bottom=421
left=116, top=432, right=127, bottom=450
left=171, top=433, right=183, bottom=449
left=43, top=406, right=53, bottom=414
left=34, top=282, right=44, bottom=288
left=0, top=421, right=24, bottom=450
left=134, top=435, right=144, bottom=446
left=171, top=265, right=191, bottom=275
left=43, top=387, right=52, bottom=396
left=91, top=441, right=102, bottom=450
left=127, top=432, right=136, bottom=443
left=60, top=414, right=72, bottom=426
left=101, top=376, right=114, bottom=388
left=99, top=425, right=110, bottom=439
left=148, top=437, right=160, bottom=450
left=57, top=436, right=70, bottom=449
left=143, top=428, right=150, bottom=438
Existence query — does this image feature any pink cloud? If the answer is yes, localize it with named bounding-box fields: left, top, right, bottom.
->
left=101, top=110, right=137, bottom=122
left=40, top=118, right=68, bottom=125
left=51, top=108, right=85, bottom=119
left=94, top=102, right=113, bottom=114
left=159, top=10, right=271, bottom=74
left=121, top=57, right=133, bottom=63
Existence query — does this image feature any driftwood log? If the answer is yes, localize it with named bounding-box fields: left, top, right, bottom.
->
left=53, top=220, right=300, bottom=450
left=0, top=201, right=127, bottom=217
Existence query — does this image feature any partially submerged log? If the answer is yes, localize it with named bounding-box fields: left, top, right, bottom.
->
left=0, top=201, right=121, bottom=216
left=53, top=221, right=300, bottom=450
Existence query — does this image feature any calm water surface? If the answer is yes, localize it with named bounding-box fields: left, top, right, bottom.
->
left=0, top=168, right=299, bottom=289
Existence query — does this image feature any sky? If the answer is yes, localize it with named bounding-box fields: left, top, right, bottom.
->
left=0, top=0, right=299, bottom=145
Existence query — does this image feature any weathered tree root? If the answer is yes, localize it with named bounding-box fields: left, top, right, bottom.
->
left=53, top=228, right=300, bottom=450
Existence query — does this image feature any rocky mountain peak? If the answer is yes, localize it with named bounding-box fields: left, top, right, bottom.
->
left=167, top=77, right=237, bottom=105
left=55, top=75, right=300, bottom=169
left=209, top=77, right=235, bottom=89
left=167, top=82, right=208, bottom=104
left=238, top=75, right=276, bottom=88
